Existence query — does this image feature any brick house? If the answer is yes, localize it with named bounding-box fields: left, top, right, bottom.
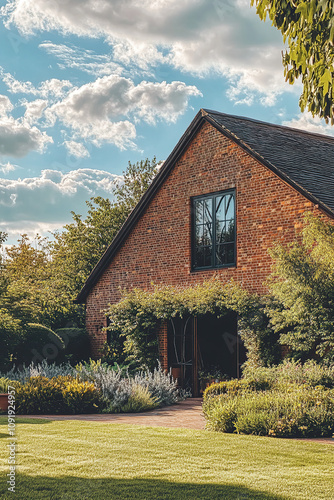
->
left=76, top=109, right=334, bottom=395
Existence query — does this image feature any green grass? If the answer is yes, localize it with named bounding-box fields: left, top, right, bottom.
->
left=0, top=417, right=333, bottom=499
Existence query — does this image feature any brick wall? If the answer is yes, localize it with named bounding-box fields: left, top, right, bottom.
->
left=85, top=121, right=330, bottom=356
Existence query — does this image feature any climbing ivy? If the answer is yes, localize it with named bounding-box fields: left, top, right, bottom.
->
left=105, top=279, right=279, bottom=370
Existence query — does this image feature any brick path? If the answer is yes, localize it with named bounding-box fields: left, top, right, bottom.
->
left=20, top=398, right=206, bottom=430
left=19, top=398, right=334, bottom=443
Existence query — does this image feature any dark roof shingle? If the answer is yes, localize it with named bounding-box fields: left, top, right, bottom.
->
left=204, top=109, right=334, bottom=213
left=76, top=108, right=334, bottom=302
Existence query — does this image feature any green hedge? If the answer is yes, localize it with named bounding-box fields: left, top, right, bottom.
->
left=15, top=376, right=101, bottom=414
left=203, top=384, right=334, bottom=438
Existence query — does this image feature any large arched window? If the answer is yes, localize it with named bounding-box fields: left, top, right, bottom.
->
left=192, top=189, right=236, bottom=270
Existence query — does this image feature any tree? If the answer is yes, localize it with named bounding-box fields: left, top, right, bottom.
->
left=266, top=213, right=334, bottom=361
left=51, top=157, right=160, bottom=297
left=251, top=0, right=334, bottom=123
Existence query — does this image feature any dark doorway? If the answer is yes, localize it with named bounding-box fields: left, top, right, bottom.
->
left=197, top=312, right=246, bottom=381
left=167, top=316, right=195, bottom=394
left=167, top=312, right=246, bottom=397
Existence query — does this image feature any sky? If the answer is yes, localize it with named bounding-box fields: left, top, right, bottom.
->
left=0, top=0, right=333, bottom=245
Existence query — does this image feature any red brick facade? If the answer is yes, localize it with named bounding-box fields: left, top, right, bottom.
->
left=85, top=121, right=329, bottom=357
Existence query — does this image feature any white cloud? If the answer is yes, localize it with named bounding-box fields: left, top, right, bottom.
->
left=0, top=118, right=52, bottom=157
left=0, top=169, right=123, bottom=232
left=1, top=69, right=72, bottom=98
left=47, top=75, right=201, bottom=147
left=39, top=41, right=123, bottom=77
left=0, top=161, right=17, bottom=174
left=282, top=113, right=334, bottom=136
left=23, top=99, right=48, bottom=125
left=64, top=141, right=90, bottom=158
left=0, top=93, right=53, bottom=157
left=1, top=0, right=290, bottom=104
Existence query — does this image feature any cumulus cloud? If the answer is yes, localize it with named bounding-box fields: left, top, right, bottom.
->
left=282, top=113, right=334, bottom=137
left=1, top=69, right=72, bottom=97
left=0, top=169, right=123, bottom=231
left=0, top=93, right=52, bottom=157
left=1, top=0, right=289, bottom=104
left=47, top=75, right=201, bottom=148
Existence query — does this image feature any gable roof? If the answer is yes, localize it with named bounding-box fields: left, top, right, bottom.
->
left=75, top=108, right=334, bottom=303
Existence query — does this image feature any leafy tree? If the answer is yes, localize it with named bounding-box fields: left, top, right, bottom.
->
left=51, top=157, right=160, bottom=297
left=251, top=0, right=334, bottom=123
left=267, top=213, right=334, bottom=361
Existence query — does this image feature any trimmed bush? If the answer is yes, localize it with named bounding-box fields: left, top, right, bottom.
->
left=203, top=379, right=267, bottom=401
left=15, top=375, right=101, bottom=414
left=203, top=384, right=334, bottom=438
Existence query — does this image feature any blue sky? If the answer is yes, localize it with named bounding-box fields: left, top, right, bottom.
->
left=0, top=0, right=333, bottom=244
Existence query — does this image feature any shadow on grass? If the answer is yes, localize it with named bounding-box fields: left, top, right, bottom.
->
left=0, top=474, right=288, bottom=500
left=0, top=417, right=51, bottom=426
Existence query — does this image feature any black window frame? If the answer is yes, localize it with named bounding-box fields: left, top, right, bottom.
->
left=191, top=189, right=236, bottom=270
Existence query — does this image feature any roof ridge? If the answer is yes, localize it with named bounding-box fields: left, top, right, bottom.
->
left=202, top=108, right=334, bottom=142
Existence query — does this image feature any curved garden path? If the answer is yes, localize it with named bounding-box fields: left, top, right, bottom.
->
left=19, top=398, right=334, bottom=443
left=20, top=398, right=206, bottom=430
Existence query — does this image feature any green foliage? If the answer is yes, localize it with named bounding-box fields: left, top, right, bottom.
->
left=251, top=0, right=334, bottom=123
left=119, top=384, right=158, bottom=413
left=243, top=359, right=334, bottom=389
left=106, top=278, right=275, bottom=369
left=203, top=378, right=269, bottom=401
left=51, top=157, right=159, bottom=298
left=15, top=375, right=101, bottom=414
left=0, top=158, right=159, bottom=370
left=267, top=213, right=334, bottom=361
left=203, top=382, right=334, bottom=437
left=56, top=328, right=91, bottom=364
left=0, top=377, right=11, bottom=393
left=203, top=360, right=334, bottom=437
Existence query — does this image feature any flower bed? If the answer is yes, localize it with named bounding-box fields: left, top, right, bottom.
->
left=0, top=360, right=187, bottom=414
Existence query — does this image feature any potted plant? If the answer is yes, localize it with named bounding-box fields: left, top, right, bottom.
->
left=0, top=378, right=9, bottom=412
left=198, top=367, right=229, bottom=393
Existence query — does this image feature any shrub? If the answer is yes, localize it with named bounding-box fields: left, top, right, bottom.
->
left=15, top=375, right=101, bottom=414
left=0, top=377, right=12, bottom=393
left=203, top=378, right=269, bottom=401
left=76, top=360, right=186, bottom=412
left=203, top=398, right=237, bottom=433
left=119, top=385, right=158, bottom=413
left=1, top=360, right=75, bottom=384
left=203, top=384, right=334, bottom=438
left=243, top=359, right=334, bottom=389
left=61, top=378, right=101, bottom=414
left=15, top=376, right=66, bottom=414
left=132, top=365, right=184, bottom=406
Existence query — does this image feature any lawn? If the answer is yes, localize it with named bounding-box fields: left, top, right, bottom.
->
left=0, top=417, right=333, bottom=500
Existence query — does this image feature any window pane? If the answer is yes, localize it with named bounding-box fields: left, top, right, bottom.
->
left=204, top=246, right=212, bottom=267
left=203, top=222, right=212, bottom=245
left=226, top=194, right=234, bottom=220
left=225, top=220, right=235, bottom=242
left=215, top=195, right=225, bottom=221
left=216, top=243, right=235, bottom=265
left=216, top=221, right=225, bottom=244
left=225, top=243, right=235, bottom=264
left=203, top=199, right=213, bottom=224
left=195, top=200, right=204, bottom=225
left=195, top=225, right=203, bottom=245
left=195, top=246, right=205, bottom=268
